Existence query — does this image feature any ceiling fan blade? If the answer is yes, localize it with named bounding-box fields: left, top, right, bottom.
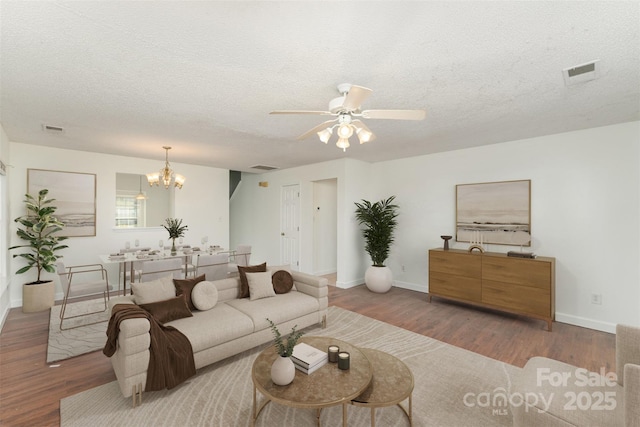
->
left=342, top=85, right=373, bottom=111
left=297, top=119, right=338, bottom=140
left=270, top=110, right=333, bottom=115
left=351, top=120, right=377, bottom=142
left=361, top=109, right=426, bottom=120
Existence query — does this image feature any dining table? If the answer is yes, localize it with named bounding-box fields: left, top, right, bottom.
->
left=99, top=247, right=232, bottom=296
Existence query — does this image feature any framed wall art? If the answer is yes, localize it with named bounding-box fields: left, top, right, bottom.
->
left=27, top=169, right=96, bottom=237
left=456, top=179, right=531, bottom=246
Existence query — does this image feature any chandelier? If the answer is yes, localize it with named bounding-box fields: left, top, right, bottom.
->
left=316, top=114, right=373, bottom=152
left=146, top=146, right=185, bottom=189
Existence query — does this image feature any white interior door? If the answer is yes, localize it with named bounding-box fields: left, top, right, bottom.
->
left=280, top=184, right=300, bottom=270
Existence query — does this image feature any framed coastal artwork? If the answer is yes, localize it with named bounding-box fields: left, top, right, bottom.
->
left=456, top=179, right=531, bottom=246
left=27, top=169, right=97, bottom=237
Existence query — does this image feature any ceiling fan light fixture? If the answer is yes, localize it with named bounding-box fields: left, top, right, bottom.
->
left=337, top=123, right=354, bottom=139
left=356, top=128, right=372, bottom=144
left=318, top=127, right=333, bottom=144
left=336, top=137, right=350, bottom=152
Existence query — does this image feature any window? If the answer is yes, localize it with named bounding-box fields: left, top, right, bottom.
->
left=115, top=194, right=145, bottom=228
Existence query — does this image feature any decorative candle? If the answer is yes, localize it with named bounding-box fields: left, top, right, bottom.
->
left=328, top=345, right=340, bottom=363
left=338, top=352, right=350, bottom=370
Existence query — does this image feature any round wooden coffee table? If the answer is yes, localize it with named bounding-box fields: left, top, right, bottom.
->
left=351, top=348, right=414, bottom=426
left=251, top=336, right=372, bottom=426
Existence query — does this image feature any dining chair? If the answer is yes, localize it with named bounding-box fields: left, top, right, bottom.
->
left=118, top=247, right=151, bottom=284
left=139, top=258, right=183, bottom=282
left=227, top=244, right=251, bottom=276
left=57, top=261, right=112, bottom=330
left=195, top=253, right=229, bottom=281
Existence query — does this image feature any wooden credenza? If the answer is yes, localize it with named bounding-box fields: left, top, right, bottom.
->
left=428, top=248, right=555, bottom=330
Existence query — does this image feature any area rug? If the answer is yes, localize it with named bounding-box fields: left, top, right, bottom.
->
left=60, top=306, right=521, bottom=426
left=47, top=299, right=109, bottom=363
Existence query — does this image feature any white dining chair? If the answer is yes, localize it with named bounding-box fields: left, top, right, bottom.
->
left=57, top=261, right=112, bottom=330
left=226, top=244, right=252, bottom=276
left=195, top=253, right=229, bottom=281
left=139, top=258, right=183, bottom=282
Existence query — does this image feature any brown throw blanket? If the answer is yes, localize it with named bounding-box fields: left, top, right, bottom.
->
left=103, top=304, right=196, bottom=392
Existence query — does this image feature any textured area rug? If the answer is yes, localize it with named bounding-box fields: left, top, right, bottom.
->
left=47, top=299, right=109, bottom=363
left=60, top=306, right=520, bottom=426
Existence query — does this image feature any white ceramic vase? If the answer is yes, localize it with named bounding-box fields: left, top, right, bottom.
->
left=364, top=265, right=393, bottom=293
left=271, top=355, right=295, bottom=386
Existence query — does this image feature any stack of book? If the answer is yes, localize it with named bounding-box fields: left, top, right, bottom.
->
left=291, top=343, right=328, bottom=374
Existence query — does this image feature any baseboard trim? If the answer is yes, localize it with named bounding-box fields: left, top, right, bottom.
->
left=393, top=280, right=428, bottom=293
left=555, top=312, right=616, bottom=334
left=336, top=278, right=363, bottom=289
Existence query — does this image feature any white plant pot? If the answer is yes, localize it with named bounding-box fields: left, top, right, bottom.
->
left=22, top=281, right=55, bottom=313
left=271, top=355, right=295, bottom=386
left=364, top=265, right=393, bottom=293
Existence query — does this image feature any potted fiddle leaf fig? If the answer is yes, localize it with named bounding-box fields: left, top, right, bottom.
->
left=10, top=189, right=68, bottom=312
left=163, top=218, right=188, bottom=254
left=354, top=196, right=399, bottom=293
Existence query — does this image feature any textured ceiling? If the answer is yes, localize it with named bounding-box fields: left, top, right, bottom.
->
left=1, top=1, right=639, bottom=173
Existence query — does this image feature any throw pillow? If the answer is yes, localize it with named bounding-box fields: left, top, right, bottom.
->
left=272, top=270, right=294, bottom=294
left=173, top=274, right=206, bottom=311
left=191, top=280, right=219, bottom=311
left=139, top=295, right=193, bottom=324
left=238, top=262, right=267, bottom=298
left=246, top=271, right=276, bottom=301
left=131, top=275, right=176, bottom=305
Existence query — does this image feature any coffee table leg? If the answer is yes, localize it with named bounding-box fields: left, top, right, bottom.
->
left=343, top=403, right=348, bottom=427
left=252, top=386, right=256, bottom=426
left=371, top=407, right=376, bottom=427
left=316, top=408, right=321, bottom=426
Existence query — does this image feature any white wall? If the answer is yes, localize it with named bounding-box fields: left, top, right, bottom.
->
left=7, top=143, right=229, bottom=308
left=232, top=122, right=639, bottom=332
left=0, top=124, right=11, bottom=328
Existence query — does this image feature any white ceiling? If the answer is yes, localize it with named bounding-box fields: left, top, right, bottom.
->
left=1, top=1, right=639, bottom=173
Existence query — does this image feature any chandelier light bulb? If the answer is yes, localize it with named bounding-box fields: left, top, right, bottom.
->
left=356, top=128, right=373, bottom=144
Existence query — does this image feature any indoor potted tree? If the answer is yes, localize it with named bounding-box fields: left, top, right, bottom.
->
left=354, top=196, right=399, bottom=293
left=163, top=218, right=188, bottom=254
left=10, top=189, right=68, bottom=312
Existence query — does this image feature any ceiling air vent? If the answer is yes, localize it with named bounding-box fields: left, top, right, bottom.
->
left=42, top=124, right=65, bottom=134
left=563, top=60, right=600, bottom=86
left=251, top=164, right=278, bottom=171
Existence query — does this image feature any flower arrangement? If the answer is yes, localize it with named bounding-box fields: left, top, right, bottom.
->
left=163, top=218, right=188, bottom=253
left=267, top=318, right=304, bottom=357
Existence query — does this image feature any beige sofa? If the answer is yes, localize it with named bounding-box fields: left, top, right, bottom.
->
left=106, top=269, right=328, bottom=400
left=511, top=324, right=640, bottom=426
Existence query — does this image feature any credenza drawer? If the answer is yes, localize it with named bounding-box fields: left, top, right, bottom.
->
left=482, top=256, right=551, bottom=289
left=482, top=280, right=551, bottom=317
left=429, top=251, right=481, bottom=278
left=429, top=271, right=481, bottom=302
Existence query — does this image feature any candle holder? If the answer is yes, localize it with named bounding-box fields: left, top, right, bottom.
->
left=338, top=352, right=350, bottom=370
left=328, top=345, right=340, bottom=363
left=440, top=235, right=452, bottom=250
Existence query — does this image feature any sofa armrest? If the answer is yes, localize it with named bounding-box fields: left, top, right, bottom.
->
left=108, top=295, right=136, bottom=313
left=624, top=363, right=640, bottom=426
left=616, top=324, right=640, bottom=386
left=291, top=270, right=328, bottom=299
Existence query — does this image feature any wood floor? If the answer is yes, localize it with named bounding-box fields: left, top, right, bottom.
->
left=0, top=285, right=615, bottom=426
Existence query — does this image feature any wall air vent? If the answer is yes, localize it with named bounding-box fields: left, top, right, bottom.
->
left=251, top=164, right=279, bottom=171
left=42, top=124, right=65, bottom=134
left=563, top=60, right=600, bottom=86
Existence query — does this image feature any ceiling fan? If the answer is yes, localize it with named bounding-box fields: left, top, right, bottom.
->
left=270, top=83, right=426, bottom=151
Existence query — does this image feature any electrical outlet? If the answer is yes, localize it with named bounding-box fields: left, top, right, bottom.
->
left=590, top=293, right=602, bottom=305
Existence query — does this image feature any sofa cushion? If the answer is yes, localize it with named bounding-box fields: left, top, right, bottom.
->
left=174, top=274, right=206, bottom=311
left=139, top=296, right=193, bottom=324
left=272, top=270, right=294, bottom=294
left=192, top=281, right=218, bottom=311
left=238, top=262, right=267, bottom=298
left=226, top=291, right=320, bottom=332
left=131, top=275, right=176, bottom=304
left=246, top=271, right=276, bottom=301
left=167, top=303, right=255, bottom=353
